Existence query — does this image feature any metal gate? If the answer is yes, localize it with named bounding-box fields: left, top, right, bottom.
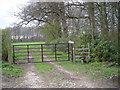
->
left=12, top=43, right=73, bottom=64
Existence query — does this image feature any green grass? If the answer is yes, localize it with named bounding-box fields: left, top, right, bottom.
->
left=35, top=63, right=55, bottom=74
left=2, top=62, right=23, bottom=76
left=57, top=61, right=118, bottom=80
left=15, top=53, right=27, bottom=56
left=43, top=48, right=68, bottom=61
left=3, top=41, right=46, bottom=76
left=25, top=44, right=56, bottom=75
left=32, top=47, right=55, bottom=74
left=14, top=48, right=27, bottom=61
left=12, top=42, right=45, bottom=45
left=31, top=45, right=42, bottom=62
left=12, top=42, right=45, bottom=62
left=11, top=42, right=119, bottom=81
left=13, top=42, right=69, bottom=62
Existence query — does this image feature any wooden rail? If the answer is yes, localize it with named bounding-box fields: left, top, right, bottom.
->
left=75, top=44, right=90, bottom=62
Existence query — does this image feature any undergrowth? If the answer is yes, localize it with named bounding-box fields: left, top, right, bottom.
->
left=2, top=62, right=23, bottom=76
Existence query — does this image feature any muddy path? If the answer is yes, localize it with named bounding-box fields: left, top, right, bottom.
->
left=14, top=64, right=46, bottom=88
left=42, top=56, right=118, bottom=88
left=2, top=62, right=118, bottom=88
left=2, top=63, right=46, bottom=88
left=2, top=54, right=118, bottom=88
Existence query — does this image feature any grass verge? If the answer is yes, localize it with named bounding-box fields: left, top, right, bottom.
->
left=57, top=61, right=119, bottom=80
left=29, top=44, right=55, bottom=75
left=2, top=62, right=23, bottom=76
left=34, top=62, right=55, bottom=75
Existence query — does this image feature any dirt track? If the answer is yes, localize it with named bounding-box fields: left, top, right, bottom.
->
left=2, top=51, right=118, bottom=88
left=2, top=61, right=118, bottom=88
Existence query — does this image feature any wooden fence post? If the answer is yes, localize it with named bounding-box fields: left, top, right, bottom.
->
left=73, top=47, right=75, bottom=63
left=69, top=41, right=74, bottom=62
left=68, top=43, right=70, bottom=61
left=88, top=43, right=90, bottom=59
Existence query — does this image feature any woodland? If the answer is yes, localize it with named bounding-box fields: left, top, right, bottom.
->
left=2, top=2, right=119, bottom=65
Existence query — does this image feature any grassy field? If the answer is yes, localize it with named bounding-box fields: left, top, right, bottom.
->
left=12, top=42, right=45, bottom=45
left=13, top=42, right=45, bottom=62
left=9, top=42, right=119, bottom=80
left=31, top=43, right=69, bottom=62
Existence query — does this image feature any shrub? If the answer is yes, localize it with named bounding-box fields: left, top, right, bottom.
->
left=2, top=29, right=12, bottom=63
left=90, top=39, right=118, bottom=64
left=50, top=29, right=118, bottom=65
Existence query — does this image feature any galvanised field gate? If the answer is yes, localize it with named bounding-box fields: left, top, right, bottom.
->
left=12, top=43, right=74, bottom=64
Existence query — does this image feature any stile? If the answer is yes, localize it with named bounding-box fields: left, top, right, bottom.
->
left=75, top=43, right=90, bottom=62
left=75, top=48, right=89, bottom=50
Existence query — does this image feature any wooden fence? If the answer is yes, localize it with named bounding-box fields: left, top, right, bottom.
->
left=74, top=44, right=90, bottom=63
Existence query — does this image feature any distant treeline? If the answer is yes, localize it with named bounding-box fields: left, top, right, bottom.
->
left=10, top=26, right=45, bottom=42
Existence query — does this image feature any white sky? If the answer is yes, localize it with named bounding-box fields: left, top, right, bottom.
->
left=0, top=0, right=29, bottom=29
left=0, top=0, right=119, bottom=29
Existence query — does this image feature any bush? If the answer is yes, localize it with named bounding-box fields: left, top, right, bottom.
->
left=50, top=29, right=118, bottom=65
left=73, top=30, right=118, bottom=64
left=2, top=29, right=12, bottom=63
left=90, top=38, right=118, bottom=64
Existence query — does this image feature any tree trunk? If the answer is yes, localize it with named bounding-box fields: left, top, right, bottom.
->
left=103, top=2, right=109, bottom=39
left=61, top=2, right=68, bottom=37
left=118, top=2, right=120, bottom=66
left=99, top=2, right=109, bottom=40
left=87, top=2, right=95, bottom=40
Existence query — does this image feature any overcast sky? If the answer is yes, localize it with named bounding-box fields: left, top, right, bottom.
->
left=0, top=0, right=119, bottom=29
left=0, top=0, right=29, bottom=29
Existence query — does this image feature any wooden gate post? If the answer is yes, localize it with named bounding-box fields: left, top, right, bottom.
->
left=13, top=45, right=15, bottom=64
left=69, top=41, right=74, bottom=62
left=27, top=45, right=29, bottom=63
left=68, top=43, right=70, bottom=61
left=41, top=44, right=43, bottom=62
left=55, top=44, right=57, bottom=61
